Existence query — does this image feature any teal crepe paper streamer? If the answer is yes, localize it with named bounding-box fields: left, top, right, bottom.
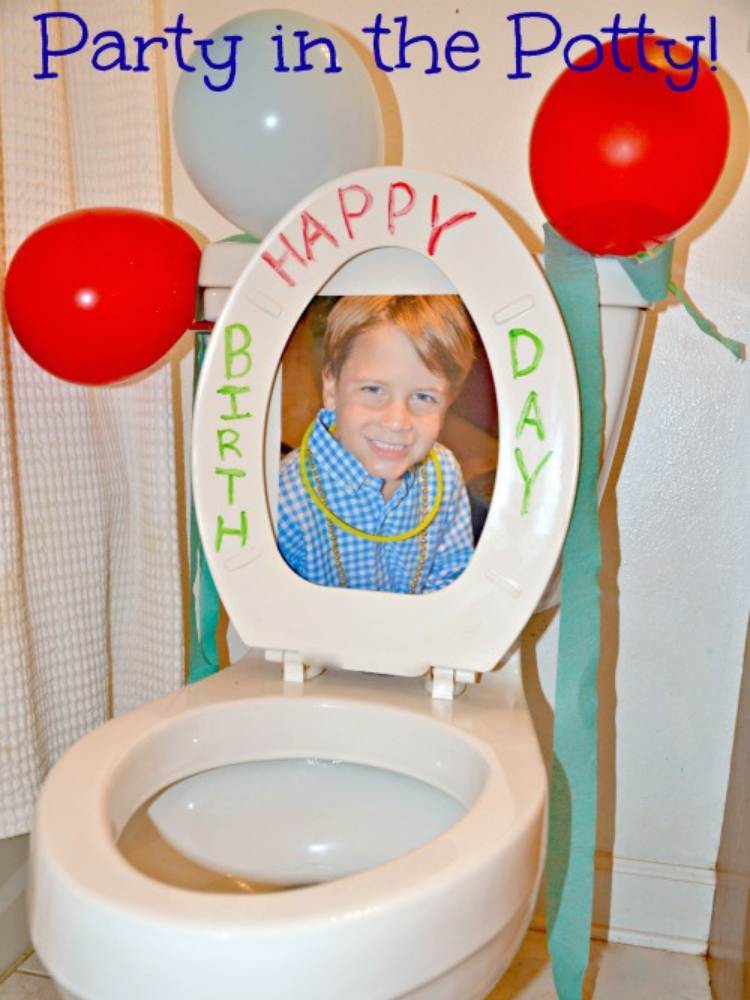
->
left=188, top=330, right=221, bottom=682
left=221, top=233, right=261, bottom=245
left=617, top=242, right=745, bottom=361
left=618, top=240, right=674, bottom=301
left=543, top=224, right=602, bottom=1000
left=542, top=225, right=744, bottom=999
left=665, top=281, right=745, bottom=359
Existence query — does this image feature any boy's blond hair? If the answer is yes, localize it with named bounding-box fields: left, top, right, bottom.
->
left=323, top=295, right=475, bottom=398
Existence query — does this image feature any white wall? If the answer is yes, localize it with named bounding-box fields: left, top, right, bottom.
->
left=165, top=0, right=750, bottom=952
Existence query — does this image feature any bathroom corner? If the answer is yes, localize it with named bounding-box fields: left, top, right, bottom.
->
left=0, top=835, right=30, bottom=979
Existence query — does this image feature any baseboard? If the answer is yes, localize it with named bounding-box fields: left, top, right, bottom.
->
left=532, top=852, right=716, bottom=955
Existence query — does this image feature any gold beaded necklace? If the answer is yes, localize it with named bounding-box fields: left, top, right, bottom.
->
left=299, top=419, right=442, bottom=593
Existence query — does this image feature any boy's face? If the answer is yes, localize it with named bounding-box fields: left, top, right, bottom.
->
left=322, top=322, right=451, bottom=498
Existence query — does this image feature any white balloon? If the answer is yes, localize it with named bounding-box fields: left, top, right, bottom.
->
left=173, top=9, right=385, bottom=236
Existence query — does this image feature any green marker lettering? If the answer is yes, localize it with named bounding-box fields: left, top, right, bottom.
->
left=218, top=385, right=252, bottom=420
left=217, top=427, right=242, bottom=461
left=215, top=510, right=248, bottom=552
left=509, top=327, right=544, bottom=378
left=515, top=390, right=546, bottom=442
left=224, top=323, right=252, bottom=379
left=514, top=447, right=552, bottom=516
left=215, top=467, right=246, bottom=505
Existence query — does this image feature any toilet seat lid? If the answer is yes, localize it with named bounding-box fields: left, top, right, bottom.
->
left=192, top=167, right=579, bottom=678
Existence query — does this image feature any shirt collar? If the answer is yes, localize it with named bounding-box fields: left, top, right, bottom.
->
left=309, top=409, right=416, bottom=497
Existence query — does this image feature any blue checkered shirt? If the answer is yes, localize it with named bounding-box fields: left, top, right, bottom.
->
left=277, top=409, right=473, bottom=593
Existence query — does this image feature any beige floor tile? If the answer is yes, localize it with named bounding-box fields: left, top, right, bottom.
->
left=590, top=941, right=711, bottom=999
left=485, top=931, right=711, bottom=1000
left=0, top=974, right=58, bottom=999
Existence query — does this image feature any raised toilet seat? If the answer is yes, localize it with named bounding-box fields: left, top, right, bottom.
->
left=193, top=167, right=579, bottom=677
left=29, top=167, right=581, bottom=1000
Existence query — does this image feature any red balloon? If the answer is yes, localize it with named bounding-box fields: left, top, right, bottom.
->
left=5, top=208, right=200, bottom=384
left=529, top=36, right=730, bottom=256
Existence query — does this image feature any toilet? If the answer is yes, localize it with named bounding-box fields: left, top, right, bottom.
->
left=28, top=167, right=642, bottom=1000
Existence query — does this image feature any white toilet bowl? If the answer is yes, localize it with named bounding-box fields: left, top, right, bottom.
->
left=29, top=167, right=600, bottom=999
left=31, top=658, right=545, bottom=1000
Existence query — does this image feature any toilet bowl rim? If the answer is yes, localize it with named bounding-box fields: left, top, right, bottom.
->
left=33, top=677, right=546, bottom=928
left=32, top=785, right=545, bottom=1000
left=41, top=661, right=536, bottom=812
left=34, top=779, right=542, bottom=933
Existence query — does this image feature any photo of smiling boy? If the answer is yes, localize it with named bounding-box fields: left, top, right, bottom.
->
left=277, top=295, right=476, bottom=594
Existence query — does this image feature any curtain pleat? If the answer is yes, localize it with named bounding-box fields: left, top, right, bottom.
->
left=0, top=0, right=185, bottom=837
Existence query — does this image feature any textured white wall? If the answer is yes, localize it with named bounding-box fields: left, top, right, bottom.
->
left=165, top=0, right=750, bottom=949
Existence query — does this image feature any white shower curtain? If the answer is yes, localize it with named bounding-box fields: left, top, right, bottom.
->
left=0, top=0, right=186, bottom=838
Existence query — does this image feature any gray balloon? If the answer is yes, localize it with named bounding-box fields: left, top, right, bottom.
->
left=173, top=9, right=385, bottom=236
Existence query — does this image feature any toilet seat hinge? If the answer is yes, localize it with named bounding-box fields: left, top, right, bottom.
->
left=429, top=667, right=478, bottom=701
left=265, top=648, right=325, bottom=684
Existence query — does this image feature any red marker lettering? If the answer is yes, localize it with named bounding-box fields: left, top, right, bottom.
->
left=300, top=210, right=340, bottom=261
left=261, top=232, right=306, bottom=287
left=338, top=184, right=373, bottom=240
left=387, top=181, right=417, bottom=235
left=427, top=194, right=477, bottom=256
